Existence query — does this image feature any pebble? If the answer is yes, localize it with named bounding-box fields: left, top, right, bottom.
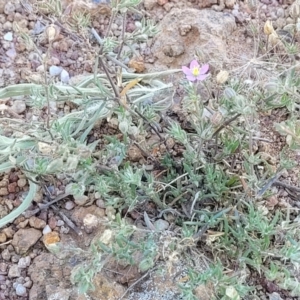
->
left=65, top=201, right=75, bottom=210
left=0, top=233, right=6, bottom=243
left=29, top=217, right=46, bottom=229
left=3, top=32, right=13, bottom=41
left=48, top=217, right=57, bottom=229
left=10, top=100, right=26, bottom=115
left=15, top=284, right=26, bottom=297
left=23, top=280, right=32, bottom=288
left=1, top=249, right=11, bottom=261
left=18, top=257, right=31, bottom=268
left=8, top=265, right=20, bottom=278
left=0, top=263, right=7, bottom=273
left=36, top=65, right=45, bottom=73
left=43, top=225, right=52, bottom=235
left=4, top=2, right=15, bottom=15
left=49, top=65, right=63, bottom=76
left=96, top=199, right=105, bottom=208
left=60, top=69, right=70, bottom=83
left=11, top=255, right=20, bottom=263
left=0, top=188, right=8, bottom=196
left=144, top=0, right=157, bottom=10
left=154, top=219, right=169, bottom=231
left=56, top=220, right=64, bottom=227
left=73, top=195, right=89, bottom=206
left=3, top=21, right=12, bottom=31
left=276, top=7, right=285, bottom=18
left=157, top=0, right=168, bottom=5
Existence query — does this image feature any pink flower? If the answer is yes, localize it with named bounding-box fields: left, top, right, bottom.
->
left=182, top=60, right=209, bottom=82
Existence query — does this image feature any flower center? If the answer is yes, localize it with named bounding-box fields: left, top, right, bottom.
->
left=192, top=67, right=200, bottom=76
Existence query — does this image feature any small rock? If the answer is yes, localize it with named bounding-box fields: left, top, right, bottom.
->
left=71, top=206, right=105, bottom=226
left=4, top=2, right=15, bottom=15
left=65, top=200, right=75, bottom=210
left=3, top=21, right=13, bottom=31
left=154, top=219, right=169, bottom=231
left=12, top=229, right=42, bottom=255
left=11, top=254, right=20, bottom=263
left=0, top=188, right=8, bottom=196
left=73, top=195, right=88, bottom=206
left=29, top=216, right=46, bottom=229
left=15, top=284, right=26, bottom=297
left=46, top=285, right=71, bottom=300
left=1, top=249, right=11, bottom=261
left=36, top=65, right=45, bottom=73
left=179, top=24, right=192, bottom=36
left=163, top=44, right=185, bottom=57
left=0, top=263, right=8, bottom=273
left=0, top=232, right=6, bottom=243
left=127, top=145, right=143, bottom=162
left=166, top=137, right=175, bottom=149
left=128, top=56, right=145, bottom=73
left=49, top=65, right=62, bottom=76
left=144, top=0, right=156, bottom=10
left=43, top=225, right=52, bottom=235
left=43, top=231, right=60, bottom=247
left=8, top=265, right=21, bottom=278
left=8, top=182, right=17, bottom=193
left=10, top=100, right=26, bottom=115
left=225, top=0, right=235, bottom=8
left=96, top=199, right=105, bottom=208
left=56, top=220, right=64, bottom=227
left=3, top=32, right=13, bottom=41
left=33, top=189, right=43, bottom=203
left=163, top=2, right=173, bottom=11
left=48, top=217, right=57, bottom=229
left=17, top=219, right=29, bottom=229
left=60, top=69, right=70, bottom=83
left=23, top=280, right=32, bottom=288
left=276, top=7, right=285, bottom=18
left=157, top=0, right=168, bottom=5
left=18, top=257, right=31, bottom=269
left=269, top=292, right=283, bottom=300
left=5, top=47, right=16, bottom=60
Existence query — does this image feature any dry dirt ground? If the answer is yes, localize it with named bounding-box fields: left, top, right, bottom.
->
left=0, top=0, right=299, bottom=299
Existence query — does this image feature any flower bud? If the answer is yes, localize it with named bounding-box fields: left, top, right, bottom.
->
left=264, top=20, right=274, bottom=35
left=216, top=70, right=229, bottom=84
left=224, top=87, right=236, bottom=99
left=45, top=24, right=59, bottom=43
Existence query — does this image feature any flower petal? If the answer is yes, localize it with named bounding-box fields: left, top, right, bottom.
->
left=182, top=66, right=192, bottom=76
left=190, top=60, right=200, bottom=69
left=186, top=75, right=197, bottom=81
left=200, top=64, right=209, bottom=75
left=196, top=74, right=209, bottom=81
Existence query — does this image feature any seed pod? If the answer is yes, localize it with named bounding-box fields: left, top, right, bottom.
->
left=264, top=20, right=274, bottom=35
left=290, top=2, right=300, bottom=19
left=216, top=70, right=229, bottom=84
left=45, top=24, right=59, bottom=43
left=224, top=87, right=236, bottom=99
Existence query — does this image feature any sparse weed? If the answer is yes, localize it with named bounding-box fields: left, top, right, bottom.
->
left=1, top=0, right=300, bottom=298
